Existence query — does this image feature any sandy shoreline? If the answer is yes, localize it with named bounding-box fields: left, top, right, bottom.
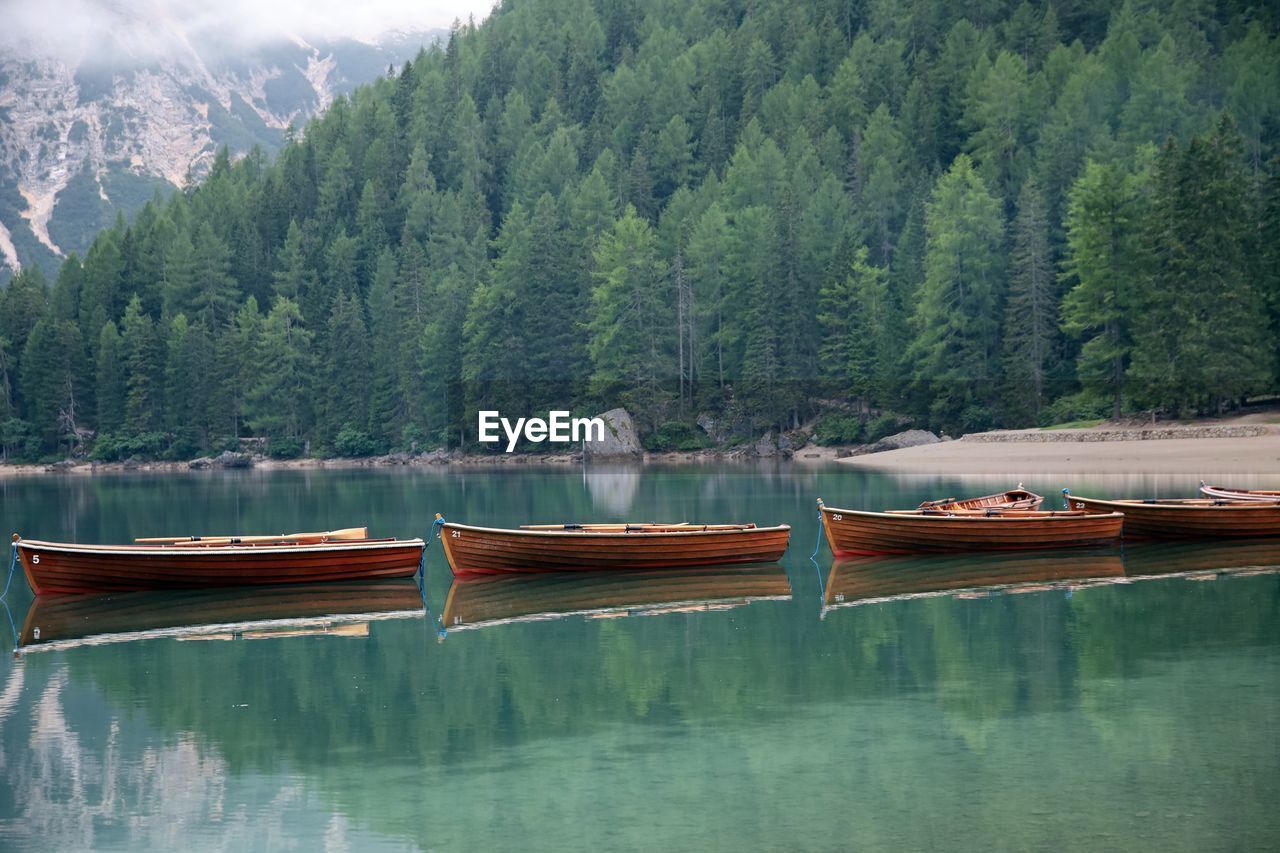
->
left=2, top=424, right=1275, bottom=478
left=838, top=432, right=1280, bottom=477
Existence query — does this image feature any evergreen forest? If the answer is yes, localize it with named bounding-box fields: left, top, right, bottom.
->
left=1, top=0, right=1279, bottom=460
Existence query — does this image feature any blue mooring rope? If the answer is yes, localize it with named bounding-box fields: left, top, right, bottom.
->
left=1, top=542, right=18, bottom=601
left=417, top=515, right=449, bottom=640
left=810, top=499, right=827, bottom=606
left=810, top=500, right=826, bottom=562
left=419, top=515, right=446, bottom=579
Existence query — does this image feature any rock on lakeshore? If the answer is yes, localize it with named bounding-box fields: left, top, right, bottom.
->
left=585, top=408, right=643, bottom=459
left=851, top=429, right=942, bottom=456
left=213, top=451, right=254, bottom=469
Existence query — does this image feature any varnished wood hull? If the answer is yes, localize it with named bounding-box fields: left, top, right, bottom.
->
left=14, top=538, right=425, bottom=594
left=442, top=565, right=791, bottom=631
left=438, top=522, right=790, bottom=576
left=819, top=504, right=1124, bottom=556
left=1066, top=495, right=1280, bottom=539
left=824, top=550, right=1125, bottom=611
left=18, top=579, right=424, bottom=651
left=922, top=489, right=1043, bottom=511
left=1199, top=485, right=1280, bottom=503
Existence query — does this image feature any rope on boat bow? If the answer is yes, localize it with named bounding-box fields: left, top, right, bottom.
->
left=415, top=516, right=449, bottom=640
left=810, top=499, right=828, bottom=607
left=1, top=537, right=19, bottom=601
left=419, top=515, right=447, bottom=579
left=810, top=499, right=827, bottom=563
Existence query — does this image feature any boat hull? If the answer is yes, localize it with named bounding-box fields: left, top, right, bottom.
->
left=1199, top=485, right=1280, bottom=503
left=1067, top=495, right=1280, bottom=539
left=438, top=522, right=790, bottom=576
left=819, top=505, right=1124, bottom=556
left=14, top=539, right=425, bottom=594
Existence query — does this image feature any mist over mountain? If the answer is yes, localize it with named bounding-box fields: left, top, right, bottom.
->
left=0, top=9, right=452, bottom=279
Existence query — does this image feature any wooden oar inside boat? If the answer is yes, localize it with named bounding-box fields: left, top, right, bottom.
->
left=134, top=527, right=369, bottom=546
left=517, top=522, right=756, bottom=532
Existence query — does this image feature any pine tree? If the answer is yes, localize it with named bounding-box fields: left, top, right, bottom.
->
left=1060, top=160, right=1143, bottom=419
left=1000, top=177, right=1057, bottom=422
left=95, top=320, right=125, bottom=434
left=121, top=295, right=162, bottom=436
left=366, top=249, right=403, bottom=446
left=587, top=206, right=674, bottom=427
left=686, top=202, right=731, bottom=393
left=818, top=246, right=899, bottom=411
left=164, top=314, right=214, bottom=453
left=1129, top=116, right=1271, bottom=412
left=273, top=220, right=317, bottom=301
left=858, top=105, right=907, bottom=265
left=161, top=229, right=198, bottom=319
left=210, top=297, right=263, bottom=442
left=909, top=155, right=1006, bottom=430
left=320, top=290, right=372, bottom=444
left=248, top=297, right=313, bottom=441
left=0, top=266, right=49, bottom=418
left=19, top=317, right=87, bottom=453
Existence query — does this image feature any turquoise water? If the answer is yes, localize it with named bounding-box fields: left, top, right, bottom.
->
left=0, top=466, right=1276, bottom=851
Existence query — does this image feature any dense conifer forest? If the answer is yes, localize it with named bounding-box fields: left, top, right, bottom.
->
left=1, top=0, right=1278, bottom=460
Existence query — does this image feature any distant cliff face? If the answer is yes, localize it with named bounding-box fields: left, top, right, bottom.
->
left=0, top=30, right=441, bottom=280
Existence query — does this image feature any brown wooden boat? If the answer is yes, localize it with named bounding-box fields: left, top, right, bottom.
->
left=436, top=519, right=790, bottom=576
left=1064, top=491, right=1280, bottom=539
left=817, top=499, right=1123, bottom=556
left=1199, top=483, right=1280, bottom=503
left=11, top=528, right=425, bottom=594
left=441, top=565, right=791, bottom=632
left=822, top=551, right=1126, bottom=614
left=17, top=579, right=424, bottom=653
left=917, top=486, right=1043, bottom=511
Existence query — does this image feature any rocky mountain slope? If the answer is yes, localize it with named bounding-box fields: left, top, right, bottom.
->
left=0, top=29, right=442, bottom=280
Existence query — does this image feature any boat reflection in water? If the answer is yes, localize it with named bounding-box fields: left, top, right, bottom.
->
left=17, top=578, right=425, bottom=654
left=821, top=540, right=1280, bottom=617
left=1120, top=538, right=1280, bottom=578
left=441, top=565, right=791, bottom=634
left=821, top=550, right=1125, bottom=616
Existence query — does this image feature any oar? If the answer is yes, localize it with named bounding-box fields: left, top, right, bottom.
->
left=136, top=527, right=368, bottom=545
left=518, top=522, right=754, bottom=532
left=519, top=522, right=687, bottom=530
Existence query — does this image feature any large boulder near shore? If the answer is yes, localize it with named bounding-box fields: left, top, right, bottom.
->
left=584, top=408, right=642, bottom=459
left=188, top=456, right=214, bottom=469
left=851, top=429, right=941, bottom=456
left=213, top=450, right=254, bottom=469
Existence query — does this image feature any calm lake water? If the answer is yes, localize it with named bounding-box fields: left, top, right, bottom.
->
left=0, top=465, right=1276, bottom=851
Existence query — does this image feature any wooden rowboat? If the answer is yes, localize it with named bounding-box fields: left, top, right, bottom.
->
left=917, top=486, right=1043, bottom=511
left=11, top=529, right=425, bottom=594
left=436, top=519, right=790, bottom=576
left=17, top=579, right=424, bottom=653
left=817, top=499, right=1123, bottom=556
left=1199, top=483, right=1280, bottom=503
left=1064, top=492, right=1280, bottom=539
left=441, top=565, right=791, bottom=632
left=822, top=551, right=1125, bottom=614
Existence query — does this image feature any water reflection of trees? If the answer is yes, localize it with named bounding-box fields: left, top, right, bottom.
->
left=0, top=570, right=1270, bottom=848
